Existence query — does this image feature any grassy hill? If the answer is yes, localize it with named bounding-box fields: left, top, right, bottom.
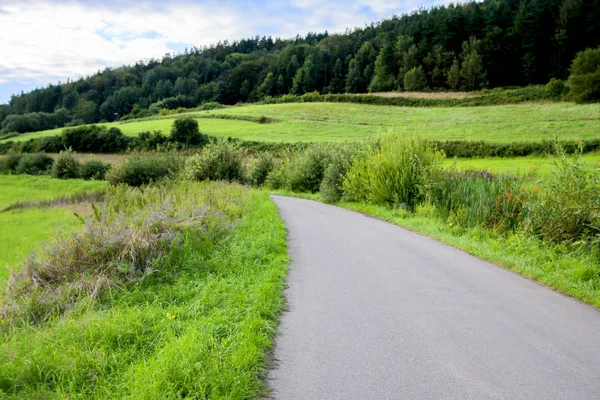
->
left=3, top=102, right=600, bottom=144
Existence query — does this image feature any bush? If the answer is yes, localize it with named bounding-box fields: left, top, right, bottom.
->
left=62, top=125, right=130, bottom=153
left=15, top=153, right=54, bottom=175
left=0, top=152, right=23, bottom=173
left=284, top=145, right=331, bottom=193
left=107, top=152, right=184, bottom=186
left=567, top=47, right=600, bottom=103
left=320, top=144, right=360, bottom=203
left=343, top=135, right=442, bottom=210
left=80, top=159, right=111, bottom=180
left=526, top=147, right=600, bottom=246
left=545, top=78, right=568, bottom=99
left=135, top=130, right=170, bottom=150
left=184, top=139, right=245, bottom=182
left=171, top=117, right=208, bottom=147
left=264, top=162, right=288, bottom=189
left=51, top=150, right=81, bottom=179
left=248, top=152, right=275, bottom=186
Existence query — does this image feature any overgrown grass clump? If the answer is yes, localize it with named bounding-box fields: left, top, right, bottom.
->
left=0, top=181, right=289, bottom=399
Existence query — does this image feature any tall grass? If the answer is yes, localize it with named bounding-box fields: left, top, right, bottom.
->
left=343, top=135, right=442, bottom=210
left=0, top=182, right=289, bottom=398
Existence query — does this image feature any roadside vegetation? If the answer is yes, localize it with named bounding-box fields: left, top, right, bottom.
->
left=260, top=136, right=600, bottom=307
left=0, top=182, right=288, bottom=398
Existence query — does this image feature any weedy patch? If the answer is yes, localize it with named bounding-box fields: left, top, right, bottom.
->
left=0, top=181, right=289, bottom=400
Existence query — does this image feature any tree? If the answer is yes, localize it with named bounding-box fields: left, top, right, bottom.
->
left=424, top=45, right=453, bottom=88
left=327, top=58, right=345, bottom=93
left=460, top=37, right=484, bottom=90
left=369, top=44, right=396, bottom=92
left=292, top=54, right=317, bottom=94
left=170, top=117, right=208, bottom=146
left=257, top=72, right=277, bottom=98
left=447, top=59, right=461, bottom=90
left=567, top=47, right=600, bottom=102
left=404, top=66, right=428, bottom=91
left=74, top=98, right=97, bottom=124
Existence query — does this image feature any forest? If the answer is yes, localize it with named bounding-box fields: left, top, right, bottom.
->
left=1, top=0, right=599, bottom=134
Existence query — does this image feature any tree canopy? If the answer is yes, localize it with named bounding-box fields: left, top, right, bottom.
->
left=2, top=0, right=600, bottom=133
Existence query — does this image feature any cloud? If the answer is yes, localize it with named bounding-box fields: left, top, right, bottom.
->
left=0, top=0, right=455, bottom=103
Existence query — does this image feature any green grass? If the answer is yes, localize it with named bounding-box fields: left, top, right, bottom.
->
left=0, top=209, right=81, bottom=285
left=446, top=153, right=600, bottom=178
left=0, top=175, right=107, bottom=209
left=0, top=175, right=107, bottom=285
left=0, top=182, right=289, bottom=399
left=4, top=102, right=600, bottom=144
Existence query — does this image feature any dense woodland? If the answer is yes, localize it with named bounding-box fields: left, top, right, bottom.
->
left=1, top=0, right=599, bottom=134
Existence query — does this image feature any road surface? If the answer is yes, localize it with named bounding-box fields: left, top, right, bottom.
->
left=267, top=196, right=600, bottom=400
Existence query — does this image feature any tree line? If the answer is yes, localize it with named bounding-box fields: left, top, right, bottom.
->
left=1, top=0, right=599, bottom=134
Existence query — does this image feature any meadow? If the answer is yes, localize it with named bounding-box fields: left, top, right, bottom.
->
left=3, top=101, right=600, bottom=144
left=0, top=176, right=107, bottom=285
left=447, top=153, right=600, bottom=178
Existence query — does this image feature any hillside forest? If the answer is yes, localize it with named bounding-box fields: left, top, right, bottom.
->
left=1, top=0, right=599, bottom=134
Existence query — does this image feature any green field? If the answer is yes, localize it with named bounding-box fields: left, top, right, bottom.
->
left=447, top=153, right=600, bottom=178
left=0, top=175, right=106, bottom=285
left=0, top=208, right=81, bottom=285
left=4, top=102, right=600, bottom=144
left=0, top=175, right=106, bottom=209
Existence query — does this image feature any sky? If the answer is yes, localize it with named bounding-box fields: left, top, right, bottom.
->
left=0, top=0, right=455, bottom=104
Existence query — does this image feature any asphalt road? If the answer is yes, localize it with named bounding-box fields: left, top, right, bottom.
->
left=267, top=196, right=600, bottom=400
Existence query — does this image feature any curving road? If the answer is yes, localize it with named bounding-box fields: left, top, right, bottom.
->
left=267, top=196, right=600, bottom=400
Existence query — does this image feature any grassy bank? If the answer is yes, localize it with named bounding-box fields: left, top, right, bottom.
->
left=4, top=102, right=600, bottom=144
left=0, top=182, right=289, bottom=399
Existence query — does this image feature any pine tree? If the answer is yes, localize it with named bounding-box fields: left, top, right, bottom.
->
left=447, top=59, right=461, bottom=90
left=460, top=37, right=484, bottom=90
left=369, top=44, right=396, bottom=92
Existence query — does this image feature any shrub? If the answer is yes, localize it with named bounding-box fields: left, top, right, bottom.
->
left=15, top=153, right=54, bottom=175
left=171, top=117, right=208, bottom=147
left=136, top=130, right=170, bottom=150
left=51, top=150, right=81, bottom=179
left=526, top=146, right=600, bottom=246
left=320, top=144, right=360, bottom=203
left=284, top=145, right=331, bottom=193
left=264, top=162, right=288, bottom=189
left=567, top=47, right=600, bottom=103
left=62, top=125, right=130, bottom=153
left=545, top=78, right=568, bottom=99
left=0, top=152, right=23, bottom=173
left=80, top=159, right=111, bottom=180
left=184, top=139, right=245, bottom=182
left=344, top=135, right=442, bottom=210
left=248, top=152, right=275, bottom=187
left=107, top=152, right=184, bottom=186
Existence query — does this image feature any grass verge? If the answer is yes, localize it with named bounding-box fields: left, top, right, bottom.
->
left=0, top=183, right=289, bottom=399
